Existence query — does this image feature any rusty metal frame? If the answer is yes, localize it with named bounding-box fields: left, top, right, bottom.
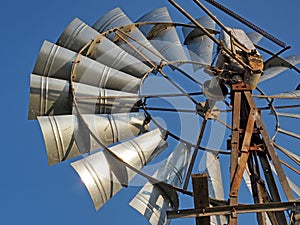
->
left=167, top=201, right=300, bottom=219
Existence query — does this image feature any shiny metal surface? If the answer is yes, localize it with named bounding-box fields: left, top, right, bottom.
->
left=137, top=7, right=187, bottom=65
left=269, top=90, right=300, bottom=98
left=182, top=16, right=216, bottom=71
left=33, top=41, right=140, bottom=93
left=129, top=143, right=190, bottom=225
left=220, top=27, right=256, bottom=52
left=205, top=152, right=227, bottom=225
left=246, top=32, right=263, bottom=45
left=71, top=128, right=167, bottom=210
left=93, top=7, right=163, bottom=64
left=277, top=112, right=300, bottom=119
left=28, top=75, right=139, bottom=119
left=57, top=18, right=150, bottom=78
left=38, top=112, right=148, bottom=165
left=260, top=55, right=300, bottom=83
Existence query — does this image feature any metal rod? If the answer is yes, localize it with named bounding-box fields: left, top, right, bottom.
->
left=280, top=160, right=300, bottom=175
left=256, top=113, right=295, bottom=202
left=204, top=0, right=287, bottom=48
left=183, top=118, right=208, bottom=190
left=75, top=91, right=203, bottom=100
left=168, top=0, right=252, bottom=71
left=167, top=201, right=300, bottom=219
left=193, top=0, right=249, bottom=52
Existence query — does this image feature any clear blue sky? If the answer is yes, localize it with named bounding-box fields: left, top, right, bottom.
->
left=1, top=0, right=300, bottom=225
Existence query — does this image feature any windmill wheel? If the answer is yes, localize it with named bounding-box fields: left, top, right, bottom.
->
left=28, top=3, right=300, bottom=225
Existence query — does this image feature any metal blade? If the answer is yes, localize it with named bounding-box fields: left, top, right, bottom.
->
left=136, top=7, right=187, bottom=65
left=71, top=128, right=167, bottom=210
left=205, top=152, right=228, bottom=225
left=92, top=7, right=164, bottom=65
left=246, top=32, right=264, bottom=45
left=33, top=41, right=141, bottom=93
left=182, top=16, right=216, bottom=71
left=260, top=55, right=300, bottom=83
left=219, top=27, right=257, bottom=52
left=57, top=18, right=150, bottom=78
left=28, top=75, right=140, bottom=119
left=129, top=143, right=190, bottom=225
left=38, top=112, right=149, bottom=165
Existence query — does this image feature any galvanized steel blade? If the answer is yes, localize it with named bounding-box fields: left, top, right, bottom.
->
left=182, top=16, right=216, bottom=71
left=56, top=18, right=151, bottom=78
left=260, top=55, right=300, bottom=83
left=33, top=41, right=141, bottom=93
left=136, top=7, right=188, bottom=66
left=92, top=7, right=164, bottom=64
left=204, top=151, right=228, bottom=225
left=71, top=128, right=167, bottom=210
left=129, top=142, right=191, bottom=225
left=28, top=74, right=72, bottom=120
left=246, top=32, right=264, bottom=45
left=28, top=75, right=141, bottom=119
left=37, top=112, right=149, bottom=165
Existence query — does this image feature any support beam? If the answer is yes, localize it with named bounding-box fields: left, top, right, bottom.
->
left=192, top=174, right=210, bottom=225
left=167, top=202, right=300, bottom=219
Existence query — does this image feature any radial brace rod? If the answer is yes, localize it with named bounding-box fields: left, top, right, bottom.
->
left=168, top=0, right=252, bottom=71
left=192, top=0, right=249, bottom=53
left=116, top=28, right=206, bottom=109
left=183, top=118, right=208, bottom=190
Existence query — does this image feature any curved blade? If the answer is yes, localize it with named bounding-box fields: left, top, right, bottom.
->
left=219, top=27, right=257, bottom=52
left=28, top=75, right=140, bottom=119
left=71, top=128, right=167, bottom=210
left=260, top=55, right=300, bottom=83
left=33, top=41, right=140, bottom=93
left=246, top=32, right=264, bottom=45
left=57, top=18, right=150, bottom=78
left=93, top=7, right=164, bottom=65
left=129, top=143, right=190, bottom=225
left=205, top=152, right=227, bottom=225
left=182, top=16, right=216, bottom=71
left=38, top=113, right=149, bottom=165
left=136, top=7, right=187, bottom=65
